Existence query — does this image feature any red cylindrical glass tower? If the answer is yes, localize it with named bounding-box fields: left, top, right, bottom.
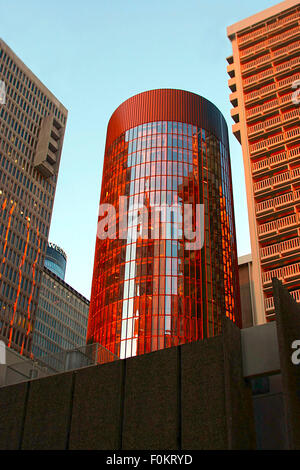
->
left=87, top=89, right=241, bottom=358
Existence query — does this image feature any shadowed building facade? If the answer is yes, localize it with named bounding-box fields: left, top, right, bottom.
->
left=0, top=40, right=67, bottom=356
left=88, top=89, right=241, bottom=358
left=31, top=266, right=89, bottom=370
left=31, top=242, right=89, bottom=369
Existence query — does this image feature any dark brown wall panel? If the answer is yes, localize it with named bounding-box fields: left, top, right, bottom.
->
left=0, top=381, right=28, bottom=450
left=273, top=278, right=300, bottom=449
left=122, top=346, right=179, bottom=450
left=21, top=372, right=73, bottom=450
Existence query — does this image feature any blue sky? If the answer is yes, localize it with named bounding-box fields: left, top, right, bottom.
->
left=1, top=0, right=278, bottom=299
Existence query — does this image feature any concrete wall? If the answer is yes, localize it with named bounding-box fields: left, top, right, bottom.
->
left=0, top=347, right=49, bottom=387
left=252, top=374, right=288, bottom=449
left=241, top=322, right=280, bottom=378
left=238, top=255, right=254, bottom=328
left=0, top=317, right=255, bottom=450
left=241, top=321, right=288, bottom=449
left=273, top=278, right=300, bottom=450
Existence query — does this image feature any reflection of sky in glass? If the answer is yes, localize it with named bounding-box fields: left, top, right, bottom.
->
left=120, top=121, right=194, bottom=358
left=89, top=117, right=240, bottom=359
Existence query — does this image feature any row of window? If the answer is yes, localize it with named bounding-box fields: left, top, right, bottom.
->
left=32, top=330, right=73, bottom=354
left=42, top=275, right=89, bottom=313
left=0, top=138, right=56, bottom=196
left=0, top=319, right=31, bottom=350
left=127, top=148, right=194, bottom=167
left=0, top=47, right=66, bottom=124
left=36, top=296, right=88, bottom=338
left=38, top=292, right=88, bottom=331
left=34, top=315, right=85, bottom=345
left=1, top=277, right=39, bottom=304
left=127, top=133, right=194, bottom=153
left=1, top=107, right=37, bottom=146
left=32, top=342, right=61, bottom=359
left=125, top=121, right=197, bottom=142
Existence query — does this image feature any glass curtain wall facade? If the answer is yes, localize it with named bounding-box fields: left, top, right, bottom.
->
left=44, top=242, right=67, bottom=280
left=88, top=89, right=241, bottom=358
left=32, top=267, right=89, bottom=370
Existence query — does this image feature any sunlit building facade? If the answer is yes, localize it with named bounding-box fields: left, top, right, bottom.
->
left=227, top=0, right=300, bottom=323
left=88, top=89, right=241, bottom=358
left=0, top=40, right=67, bottom=356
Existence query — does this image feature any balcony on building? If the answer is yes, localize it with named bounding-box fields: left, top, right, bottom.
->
left=265, top=286, right=300, bottom=316
left=262, top=262, right=300, bottom=294
left=260, top=236, right=300, bottom=267
left=256, top=198, right=274, bottom=217
left=46, top=148, right=57, bottom=165
left=228, top=77, right=236, bottom=92
left=230, top=107, right=240, bottom=123
left=239, top=40, right=267, bottom=61
left=51, top=127, right=60, bottom=141
left=244, top=82, right=277, bottom=106
left=252, top=158, right=270, bottom=176
left=232, top=122, right=241, bottom=143
left=227, top=63, right=235, bottom=78
left=230, top=91, right=238, bottom=107
left=258, top=213, right=300, bottom=242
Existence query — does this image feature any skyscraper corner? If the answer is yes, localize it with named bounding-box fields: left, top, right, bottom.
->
left=0, top=39, right=68, bottom=356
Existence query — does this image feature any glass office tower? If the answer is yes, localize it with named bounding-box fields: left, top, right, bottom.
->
left=88, top=89, right=241, bottom=358
left=44, top=242, right=67, bottom=280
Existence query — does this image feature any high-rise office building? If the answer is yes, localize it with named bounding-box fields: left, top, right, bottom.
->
left=88, top=89, right=241, bottom=359
left=0, top=40, right=67, bottom=356
left=32, top=242, right=89, bottom=369
left=227, top=0, right=300, bottom=323
left=44, top=242, right=67, bottom=280
left=32, top=265, right=89, bottom=370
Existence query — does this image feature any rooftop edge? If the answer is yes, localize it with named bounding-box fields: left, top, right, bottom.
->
left=227, top=0, right=299, bottom=38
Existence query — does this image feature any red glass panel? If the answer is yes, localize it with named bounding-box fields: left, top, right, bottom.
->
left=87, top=90, right=241, bottom=358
